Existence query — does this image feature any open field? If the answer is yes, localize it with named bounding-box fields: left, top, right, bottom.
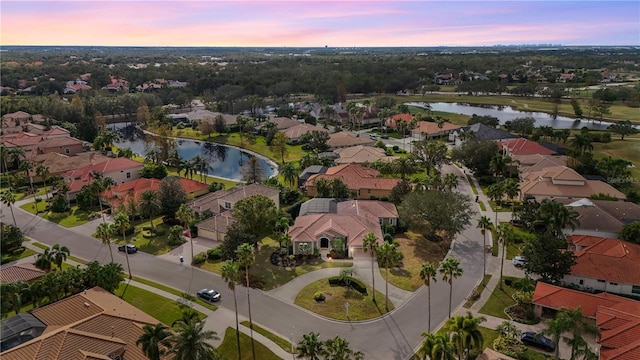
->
left=592, top=138, right=640, bottom=191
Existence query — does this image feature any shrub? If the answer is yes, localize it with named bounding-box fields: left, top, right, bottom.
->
left=328, top=276, right=367, bottom=295
left=392, top=145, right=399, bottom=151
left=155, top=228, right=166, bottom=236
left=207, top=247, right=222, bottom=261
left=142, top=225, right=153, bottom=231
left=314, top=292, right=325, bottom=302
left=142, top=230, right=154, bottom=239
left=192, top=251, right=207, bottom=265
left=168, top=225, right=185, bottom=246
left=34, top=197, right=42, bottom=203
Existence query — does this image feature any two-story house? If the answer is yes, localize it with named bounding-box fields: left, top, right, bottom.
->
left=304, top=163, right=402, bottom=200
left=62, top=158, right=144, bottom=200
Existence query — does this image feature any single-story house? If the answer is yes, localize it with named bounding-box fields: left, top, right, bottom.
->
left=282, top=124, right=328, bottom=143
left=298, top=198, right=399, bottom=226
left=0, top=264, right=46, bottom=284
left=194, top=211, right=235, bottom=241
left=62, top=158, right=145, bottom=200
left=334, top=145, right=397, bottom=164
left=498, top=138, right=555, bottom=156
left=327, top=131, right=375, bottom=149
left=562, top=235, right=640, bottom=296
left=555, top=198, right=640, bottom=238
left=100, top=177, right=209, bottom=208
left=452, top=123, right=517, bottom=144
left=515, top=154, right=568, bottom=174
left=411, top=121, right=461, bottom=140
left=519, top=166, right=626, bottom=201
left=169, top=109, right=238, bottom=127
left=298, top=165, right=328, bottom=187
left=305, top=163, right=402, bottom=200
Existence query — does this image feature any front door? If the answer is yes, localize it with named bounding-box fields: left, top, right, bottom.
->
left=320, top=237, right=329, bottom=248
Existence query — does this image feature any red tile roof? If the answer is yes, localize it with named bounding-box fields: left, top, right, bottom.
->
left=306, top=163, right=402, bottom=191
left=412, top=121, right=461, bottom=135
left=566, top=235, right=640, bottom=285
left=498, top=138, right=555, bottom=155
left=64, top=158, right=144, bottom=193
left=289, top=213, right=384, bottom=248
left=387, top=113, right=413, bottom=128
left=100, top=177, right=208, bottom=207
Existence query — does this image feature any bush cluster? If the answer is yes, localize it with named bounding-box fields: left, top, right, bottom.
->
left=206, top=247, right=222, bottom=261
left=192, top=251, right=207, bottom=265
left=314, top=292, right=326, bottom=302
left=328, top=276, right=367, bottom=295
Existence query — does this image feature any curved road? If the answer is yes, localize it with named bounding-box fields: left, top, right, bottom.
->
left=2, top=165, right=483, bottom=360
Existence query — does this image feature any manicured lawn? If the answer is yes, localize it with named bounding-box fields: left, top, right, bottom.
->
left=465, top=174, right=478, bottom=195
left=478, top=201, right=487, bottom=211
left=487, top=201, right=513, bottom=213
left=478, top=326, right=500, bottom=349
left=1, top=247, right=36, bottom=264
left=110, top=217, right=180, bottom=255
left=131, top=276, right=218, bottom=311
left=463, top=275, right=492, bottom=309
left=592, top=138, right=640, bottom=191
left=217, top=327, right=282, bottom=360
left=380, top=232, right=451, bottom=291
left=19, top=202, right=99, bottom=228
left=295, top=278, right=393, bottom=321
left=197, top=237, right=352, bottom=290
left=478, top=276, right=521, bottom=319
left=114, top=282, right=205, bottom=326
left=240, top=320, right=294, bottom=354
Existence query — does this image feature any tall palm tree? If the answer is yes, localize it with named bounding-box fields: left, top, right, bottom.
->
left=477, top=216, right=493, bottom=280
left=35, top=248, right=54, bottom=271
left=297, top=332, right=324, bottom=360
left=558, top=307, right=600, bottom=360
left=35, top=164, right=51, bottom=201
left=570, top=133, right=593, bottom=155
left=136, top=323, right=171, bottom=360
left=95, top=222, right=115, bottom=263
left=236, top=243, right=256, bottom=360
left=362, top=232, right=379, bottom=303
left=221, top=260, right=242, bottom=360
left=496, top=223, right=515, bottom=290
left=445, top=311, right=486, bottom=360
left=191, top=155, right=208, bottom=183
left=114, top=212, right=132, bottom=279
left=169, top=315, right=219, bottom=360
left=376, top=241, right=401, bottom=311
left=393, top=157, right=415, bottom=179
left=50, top=244, right=70, bottom=270
left=419, top=262, right=438, bottom=332
left=543, top=316, right=570, bottom=360
left=323, top=336, right=355, bottom=360
left=176, top=204, right=196, bottom=263
left=442, top=173, right=459, bottom=192
left=1, top=190, right=17, bottom=226
left=534, top=199, right=580, bottom=236
left=280, top=162, right=299, bottom=188
left=439, top=257, right=463, bottom=318
left=138, top=190, right=161, bottom=231
left=419, top=332, right=455, bottom=360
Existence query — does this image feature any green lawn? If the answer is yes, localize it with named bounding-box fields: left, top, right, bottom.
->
left=463, top=275, right=492, bottom=309
left=19, top=202, right=99, bottom=228
left=109, top=217, right=182, bottom=255
left=131, top=276, right=218, bottom=311
left=240, top=321, right=294, bottom=354
left=295, top=278, right=393, bottom=321
left=478, top=326, right=500, bottom=349
left=465, top=175, right=479, bottom=195
left=197, top=237, right=352, bottom=290
left=114, top=282, right=205, bottom=326
left=592, top=138, right=640, bottom=192
left=478, top=276, right=521, bottom=319
left=487, top=201, right=513, bottom=213
left=478, top=201, right=487, bottom=211
left=1, top=247, right=36, bottom=265
left=217, top=327, right=282, bottom=360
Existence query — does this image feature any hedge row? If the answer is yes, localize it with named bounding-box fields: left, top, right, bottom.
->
left=328, top=276, right=367, bottom=295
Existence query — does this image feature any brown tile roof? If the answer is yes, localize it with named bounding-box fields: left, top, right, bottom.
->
left=327, top=132, right=375, bottom=148
left=1, top=287, right=164, bottom=360
left=0, top=263, right=46, bottom=283
left=195, top=211, right=235, bottom=233
left=336, top=200, right=399, bottom=219
left=288, top=213, right=384, bottom=248
left=412, top=121, right=461, bottom=135
left=334, top=145, right=397, bottom=164
left=520, top=166, right=626, bottom=200
left=269, top=117, right=300, bottom=130
left=498, top=138, right=555, bottom=155
left=38, top=136, right=84, bottom=150
left=518, top=155, right=568, bottom=173
left=188, top=184, right=279, bottom=214
left=282, top=124, right=328, bottom=140
left=306, top=163, right=402, bottom=191
left=554, top=199, right=640, bottom=234
left=565, top=235, right=640, bottom=285
left=30, top=152, right=111, bottom=177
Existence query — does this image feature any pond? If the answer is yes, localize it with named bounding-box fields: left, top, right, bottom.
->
left=406, top=101, right=617, bottom=130
left=111, top=123, right=277, bottom=181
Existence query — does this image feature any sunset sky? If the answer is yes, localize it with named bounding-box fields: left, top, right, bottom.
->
left=1, top=1, right=638, bottom=47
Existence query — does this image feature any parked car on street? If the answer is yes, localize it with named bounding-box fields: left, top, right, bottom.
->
left=118, top=244, right=138, bottom=254
left=512, top=256, right=526, bottom=267
left=521, top=332, right=556, bottom=352
left=197, top=288, right=221, bottom=302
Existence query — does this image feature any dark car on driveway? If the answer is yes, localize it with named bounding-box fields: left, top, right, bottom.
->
left=118, top=244, right=138, bottom=254
left=197, top=288, right=221, bottom=302
left=521, top=332, right=556, bottom=352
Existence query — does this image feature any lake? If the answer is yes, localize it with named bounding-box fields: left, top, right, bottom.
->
left=406, top=101, right=616, bottom=130
left=111, top=123, right=277, bottom=181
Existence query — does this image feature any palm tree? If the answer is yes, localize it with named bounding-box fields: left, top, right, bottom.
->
left=95, top=222, right=115, bottom=263
left=236, top=243, right=256, bottom=360
left=180, top=160, right=195, bottom=180
left=1, top=190, right=17, bottom=226
left=362, top=232, right=379, bottom=303
left=477, top=216, right=492, bottom=280
left=280, top=162, right=299, bottom=188
left=419, top=332, right=455, bottom=360
left=534, top=199, right=580, bottom=236
left=297, top=332, right=324, bottom=360
left=570, top=133, right=593, bottom=155
left=496, top=223, right=515, bottom=290
left=136, top=323, right=171, bottom=360
left=502, top=178, right=520, bottom=214
left=176, top=204, right=196, bottom=263
left=35, top=248, right=54, bottom=271
left=442, top=173, right=459, bottom=192
left=393, top=157, right=415, bottom=179
left=169, top=314, right=218, bottom=360
left=376, top=241, right=401, bottom=311
left=543, top=316, right=570, bottom=360
left=35, top=164, right=51, bottom=201
left=323, top=336, right=355, bottom=360
left=221, top=260, right=242, bottom=360
left=191, top=155, right=208, bottom=183
left=50, top=244, right=70, bottom=270
left=117, top=147, right=134, bottom=159
left=419, top=262, right=438, bottom=332
left=439, top=257, right=463, bottom=318
left=19, top=160, right=36, bottom=198
left=445, top=311, right=486, bottom=360
left=114, top=212, right=132, bottom=279
left=139, top=190, right=161, bottom=231
left=558, top=307, right=600, bottom=360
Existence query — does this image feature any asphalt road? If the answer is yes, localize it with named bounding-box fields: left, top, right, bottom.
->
left=2, top=164, right=483, bottom=360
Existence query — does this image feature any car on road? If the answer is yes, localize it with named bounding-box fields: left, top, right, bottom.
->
left=118, top=244, right=138, bottom=254
left=380, top=135, right=389, bottom=139
left=512, top=256, right=526, bottom=267
left=520, top=332, right=556, bottom=352
left=197, top=288, right=221, bottom=302
left=369, top=134, right=379, bottom=139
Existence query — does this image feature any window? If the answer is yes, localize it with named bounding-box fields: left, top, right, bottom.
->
left=632, top=285, right=640, bottom=295
left=610, top=282, right=618, bottom=286
left=65, top=148, right=70, bottom=154
left=126, top=172, right=131, bottom=179
left=597, top=279, right=606, bottom=283
left=367, top=189, right=371, bottom=193
left=579, top=280, right=584, bottom=285
left=224, top=202, right=231, bottom=209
